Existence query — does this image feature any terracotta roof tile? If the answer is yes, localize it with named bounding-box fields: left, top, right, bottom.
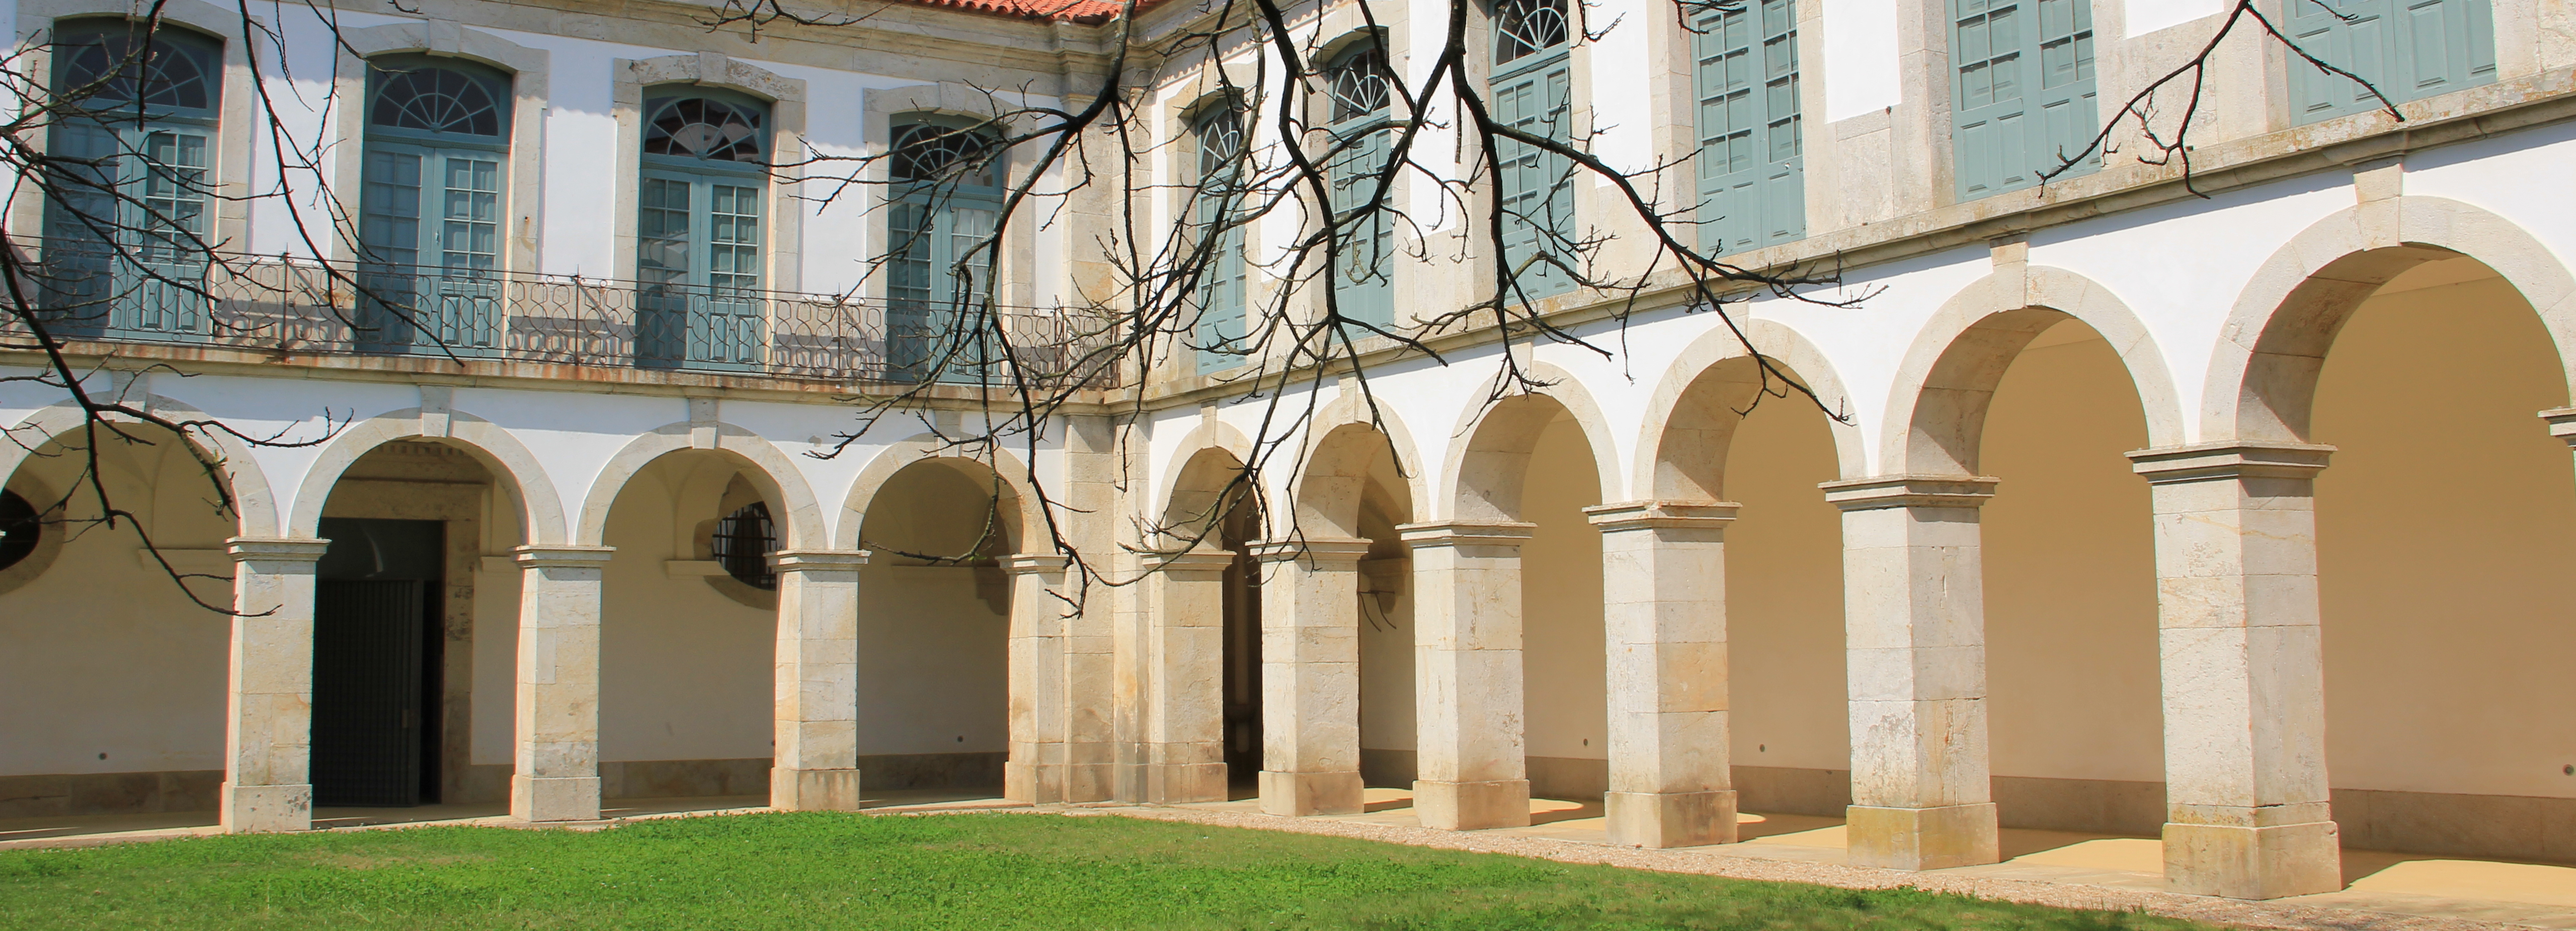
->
left=903, top=0, right=1132, bottom=23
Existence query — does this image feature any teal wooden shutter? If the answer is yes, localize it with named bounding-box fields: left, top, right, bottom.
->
left=1951, top=0, right=2096, bottom=200
left=1326, top=44, right=1397, bottom=329
left=1492, top=53, right=1574, bottom=298
left=1696, top=0, right=1804, bottom=255
left=2288, top=0, right=2494, bottom=124
left=1192, top=108, right=1249, bottom=373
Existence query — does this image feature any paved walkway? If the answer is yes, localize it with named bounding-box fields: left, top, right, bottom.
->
left=6, top=788, right=2573, bottom=930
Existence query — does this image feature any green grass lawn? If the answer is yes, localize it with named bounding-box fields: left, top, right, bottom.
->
left=0, top=812, right=2219, bottom=930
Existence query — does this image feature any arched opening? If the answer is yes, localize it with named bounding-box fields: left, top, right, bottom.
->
left=1292, top=423, right=1416, bottom=800
left=593, top=449, right=781, bottom=810
left=299, top=437, right=529, bottom=819
left=2305, top=254, right=2576, bottom=867
left=1973, top=317, right=2162, bottom=842
left=852, top=458, right=1017, bottom=799
left=0, top=421, right=237, bottom=825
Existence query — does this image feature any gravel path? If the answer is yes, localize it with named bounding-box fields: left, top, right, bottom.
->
left=1060, top=804, right=2527, bottom=931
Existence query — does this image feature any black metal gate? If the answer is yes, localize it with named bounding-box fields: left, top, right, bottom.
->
left=312, top=578, right=426, bottom=807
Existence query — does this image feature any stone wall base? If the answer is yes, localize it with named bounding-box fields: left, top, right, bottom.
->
left=0, top=769, right=221, bottom=819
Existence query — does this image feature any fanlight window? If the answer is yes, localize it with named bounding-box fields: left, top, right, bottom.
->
left=1195, top=106, right=1245, bottom=181
left=370, top=63, right=505, bottom=138
left=53, top=21, right=220, bottom=112
left=1494, top=0, right=1570, bottom=65
left=712, top=501, right=779, bottom=590
left=644, top=95, right=768, bottom=165
left=892, top=121, right=1000, bottom=187
left=1327, top=46, right=1391, bottom=123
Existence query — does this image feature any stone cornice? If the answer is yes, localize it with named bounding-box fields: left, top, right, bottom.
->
left=226, top=536, right=333, bottom=564
left=2127, top=442, right=2337, bottom=484
left=1818, top=475, right=2000, bottom=512
left=1582, top=500, right=1740, bottom=532
left=770, top=548, right=872, bottom=571
left=1144, top=546, right=1239, bottom=572
left=1247, top=536, right=1372, bottom=564
left=512, top=544, right=619, bottom=567
left=2543, top=408, right=2576, bottom=448
left=1394, top=520, right=1535, bottom=548
left=999, top=552, right=1072, bottom=574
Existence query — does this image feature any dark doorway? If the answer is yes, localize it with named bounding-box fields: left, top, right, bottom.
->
left=314, top=517, right=445, bottom=807
left=1218, top=501, right=1262, bottom=788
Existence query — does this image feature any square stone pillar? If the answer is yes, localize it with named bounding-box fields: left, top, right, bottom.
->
left=2130, top=442, right=2341, bottom=900
left=222, top=537, right=332, bottom=834
left=1249, top=537, right=1372, bottom=817
left=512, top=544, right=615, bottom=823
left=1127, top=546, right=1231, bottom=803
left=1395, top=520, right=1535, bottom=830
left=770, top=549, right=869, bottom=812
left=1004, top=553, right=1083, bottom=803
left=1585, top=502, right=1738, bottom=849
left=1820, top=476, right=2001, bottom=871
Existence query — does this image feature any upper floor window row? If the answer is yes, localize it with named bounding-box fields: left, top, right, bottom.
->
left=2289, top=0, right=2495, bottom=123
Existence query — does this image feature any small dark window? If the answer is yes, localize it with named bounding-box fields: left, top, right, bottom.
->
left=0, top=491, right=40, bottom=571
left=712, top=501, right=777, bottom=590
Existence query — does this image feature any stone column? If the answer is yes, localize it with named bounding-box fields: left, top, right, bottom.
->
left=1820, top=476, right=2000, bottom=871
left=1395, top=520, right=1535, bottom=830
left=1131, top=546, right=1231, bottom=803
left=1003, top=553, right=1074, bottom=803
left=2129, top=442, right=2341, bottom=899
left=770, top=549, right=870, bottom=812
left=1249, top=537, right=1372, bottom=817
left=1585, top=502, right=1737, bottom=848
left=222, top=537, right=332, bottom=834
left=512, top=544, right=615, bottom=823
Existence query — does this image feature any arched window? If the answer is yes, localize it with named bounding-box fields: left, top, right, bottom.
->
left=886, top=115, right=1004, bottom=383
left=1695, top=0, right=1804, bottom=254
left=357, top=55, right=512, bottom=355
left=1488, top=0, right=1573, bottom=298
left=1192, top=104, right=1249, bottom=373
left=42, top=20, right=225, bottom=339
left=636, top=88, right=772, bottom=370
left=712, top=501, right=778, bottom=590
left=1324, top=41, right=1396, bottom=329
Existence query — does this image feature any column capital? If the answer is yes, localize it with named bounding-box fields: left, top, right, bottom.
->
left=1818, top=475, right=1999, bottom=511
left=2542, top=408, right=2576, bottom=447
left=999, top=552, right=1071, bottom=575
left=512, top=544, right=617, bottom=568
left=1394, top=520, right=1535, bottom=548
left=1147, top=545, right=1238, bottom=573
left=770, top=549, right=870, bottom=572
left=1583, top=500, right=1740, bottom=532
left=1247, top=536, right=1372, bottom=565
left=2126, top=441, right=2335, bottom=484
left=226, top=537, right=332, bottom=564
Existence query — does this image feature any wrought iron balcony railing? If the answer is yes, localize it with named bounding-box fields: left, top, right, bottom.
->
left=3, top=244, right=1118, bottom=387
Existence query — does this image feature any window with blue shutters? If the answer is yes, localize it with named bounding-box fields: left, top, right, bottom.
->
left=1695, top=0, right=1804, bottom=255
left=635, top=89, right=771, bottom=370
left=1489, top=0, right=1575, bottom=299
left=886, top=115, right=1004, bottom=383
left=1192, top=105, right=1250, bottom=374
left=2286, top=0, right=2494, bottom=124
left=357, top=55, right=511, bottom=356
left=1950, top=0, right=2098, bottom=200
left=1325, top=42, right=1397, bottom=330
left=42, top=20, right=224, bottom=340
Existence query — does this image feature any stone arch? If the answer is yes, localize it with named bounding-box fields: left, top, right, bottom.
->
left=2208, top=195, right=2576, bottom=443
left=328, top=23, right=549, bottom=273
left=574, top=423, right=823, bottom=550
left=1151, top=417, right=1259, bottom=528
left=1162, top=446, right=1261, bottom=550
left=1883, top=265, right=2186, bottom=476
left=1439, top=360, right=1622, bottom=521
left=835, top=436, right=1043, bottom=553
left=1288, top=389, right=1429, bottom=538
left=287, top=407, right=564, bottom=544
left=1632, top=318, right=1869, bottom=501
left=1, top=396, right=281, bottom=538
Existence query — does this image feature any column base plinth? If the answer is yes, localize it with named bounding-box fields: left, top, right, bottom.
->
left=1259, top=770, right=1364, bottom=816
left=1846, top=803, right=1998, bottom=870
left=2163, top=820, right=2342, bottom=899
left=512, top=774, right=602, bottom=822
left=219, top=781, right=312, bottom=834
left=770, top=767, right=863, bottom=812
left=1414, top=778, right=1531, bottom=830
left=1135, top=762, right=1228, bottom=805
left=1606, top=789, right=1736, bottom=848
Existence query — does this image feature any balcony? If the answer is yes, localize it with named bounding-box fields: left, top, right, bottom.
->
left=3, top=244, right=1118, bottom=389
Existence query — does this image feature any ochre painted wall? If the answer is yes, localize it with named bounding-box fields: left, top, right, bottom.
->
left=1520, top=413, right=1607, bottom=762
left=854, top=463, right=1010, bottom=757
left=1723, top=390, right=1850, bottom=774
left=2315, top=262, right=2576, bottom=799
left=598, top=460, right=778, bottom=764
left=1979, top=322, right=2163, bottom=785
